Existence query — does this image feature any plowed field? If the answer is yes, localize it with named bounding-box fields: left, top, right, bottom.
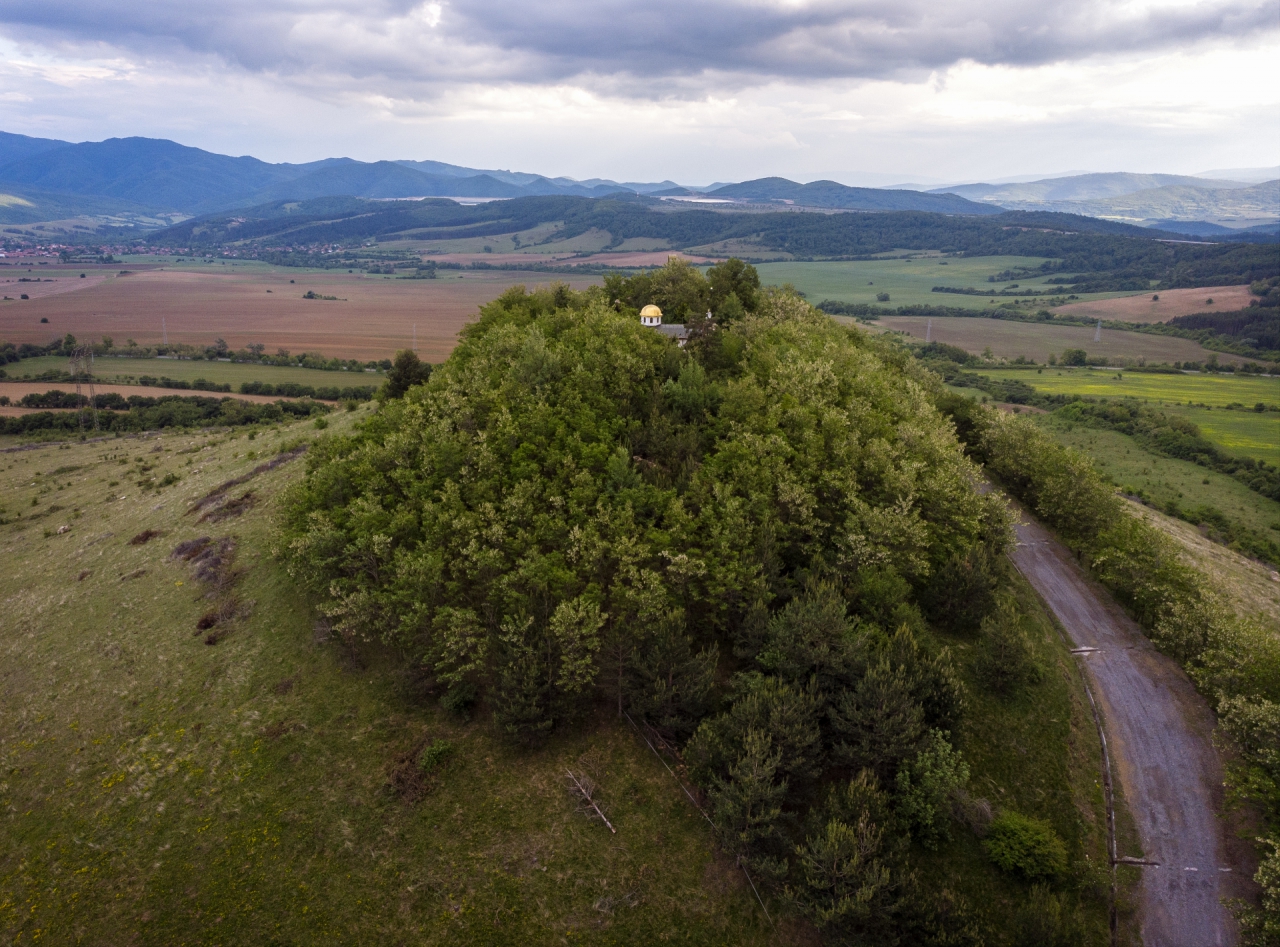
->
left=1053, top=284, right=1253, bottom=323
left=0, top=265, right=599, bottom=361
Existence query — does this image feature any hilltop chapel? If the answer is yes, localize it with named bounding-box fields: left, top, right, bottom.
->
left=639, top=304, right=689, bottom=346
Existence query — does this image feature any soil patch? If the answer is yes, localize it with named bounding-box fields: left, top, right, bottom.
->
left=190, top=445, right=306, bottom=515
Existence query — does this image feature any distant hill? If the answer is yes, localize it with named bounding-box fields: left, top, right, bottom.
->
left=0, top=137, right=339, bottom=214
left=705, top=177, right=998, bottom=214
left=1195, top=165, right=1280, bottom=185
left=0, top=135, right=656, bottom=216
left=951, top=180, right=1279, bottom=225
left=1060, top=180, right=1279, bottom=223
left=0, top=131, right=75, bottom=167
left=932, top=172, right=1254, bottom=204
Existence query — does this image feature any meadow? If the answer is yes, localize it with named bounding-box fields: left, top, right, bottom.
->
left=753, top=256, right=1126, bottom=311
left=980, top=368, right=1280, bottom=463
left=0, top=409, right=1119, bottom=944
left=1038, top=419, right=1280, bottom=531
left=880, top=317, right=1250, bottom=366
left=0, top=263, right=600, bottom=362
left=978, top=367, right=1280, bottom=407
left=4, top=356, right=382, bottom=390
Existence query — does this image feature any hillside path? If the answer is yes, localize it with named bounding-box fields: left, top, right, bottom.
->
left=1007, top=511, right=1235, bottom=947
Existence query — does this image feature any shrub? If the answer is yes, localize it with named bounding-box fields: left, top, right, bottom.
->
left=974, top=596, right=1042, bottom=697
left=983, top=811, right=1068, bottom=880
left=417, top=738, right=455, bottom=773
left=893, top=729, right=970, bottom=847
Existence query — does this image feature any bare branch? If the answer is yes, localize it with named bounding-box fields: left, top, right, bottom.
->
left=566, top=769, right=616, bottom=834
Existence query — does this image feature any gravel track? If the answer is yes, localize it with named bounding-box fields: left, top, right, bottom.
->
left=1008, top=512, right=1236, bottom=947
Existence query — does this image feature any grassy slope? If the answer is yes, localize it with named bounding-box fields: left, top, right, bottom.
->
left=1035, top=418, right=1280, bottom=532
left=4, top=357, right=384, bottom=390
left=752, top=257, right=1133, bottom=311
left=1126, top=501, right=1280, bottom=630
left=0, top=410, right=1119, bottom=945
left=983, top=368, right=1280, bottom=464
left=924, top=572, right=1124, bottom=943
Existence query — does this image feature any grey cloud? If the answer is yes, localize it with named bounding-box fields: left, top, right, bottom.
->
left=1, top=0, right=1275, bottom=94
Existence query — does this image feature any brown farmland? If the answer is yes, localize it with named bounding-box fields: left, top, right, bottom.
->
left=407, top=250, right=721, bottom=268
left=876, top=315, right=1249, bottom=364
left=1054, top=284, right=1253, bottom=323
left=0, top=266, right=600, bottom=361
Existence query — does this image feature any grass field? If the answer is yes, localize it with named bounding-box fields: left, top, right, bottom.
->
left=0, top=408, right=1118, bottom=944
left=754, top=257, right=1131, bottom=311
left=978, top=367, right=1280, bottom=407
left=980, top=368, right=1280, bottom=463
left=4, top=356, right=383, bottom=389
left=1035, top=417, right=1280, bottom=543
left=0, top=264, right=600, bottom=362
left=879, top=317, right=1252, bottom=366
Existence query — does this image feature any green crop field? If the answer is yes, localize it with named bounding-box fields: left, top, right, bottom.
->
left=4, top=356, right=383, bottom=389
left=0, top=408, right=1119, bottom=944
left=752, top=257, right=1132, bottom=311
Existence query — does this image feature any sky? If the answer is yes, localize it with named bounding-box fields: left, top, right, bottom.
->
left=0, top=0, right=1277, bottom=186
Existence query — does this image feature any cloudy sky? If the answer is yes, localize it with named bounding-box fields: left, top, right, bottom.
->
left=0, top=0, right=1276, bottom=185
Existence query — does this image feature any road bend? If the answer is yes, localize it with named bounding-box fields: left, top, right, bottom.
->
left=1008, top=511, right=1235, bottom=947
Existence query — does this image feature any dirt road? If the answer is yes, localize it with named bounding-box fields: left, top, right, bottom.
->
left=1008, top=513, right=1236, bottom=947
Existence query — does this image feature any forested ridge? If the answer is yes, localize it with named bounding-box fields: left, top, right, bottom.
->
left=152, top=195, right=1277, bottom=291
left=279, top=263, right=1115, bottom=943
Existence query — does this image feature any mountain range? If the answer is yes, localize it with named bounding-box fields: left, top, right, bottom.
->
left=0, top=131, right=1274, bottom=236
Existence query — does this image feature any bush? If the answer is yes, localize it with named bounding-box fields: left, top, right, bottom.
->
left=893, top=729, right=970, bottom=847
left=417, top=738, right=455, bottom=772
left=983, top=811, right=1068, bottom=880
left=974, top=596, right=1042, bottom=697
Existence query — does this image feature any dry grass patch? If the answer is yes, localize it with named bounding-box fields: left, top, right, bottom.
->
left=1128, top=499, right=1280, bottom=629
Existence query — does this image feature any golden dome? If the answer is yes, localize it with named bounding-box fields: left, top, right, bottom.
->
left=640, top=304, right=662, bottom=318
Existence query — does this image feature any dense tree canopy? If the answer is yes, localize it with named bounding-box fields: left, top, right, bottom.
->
left=281, top=262, right=1013, bottom=941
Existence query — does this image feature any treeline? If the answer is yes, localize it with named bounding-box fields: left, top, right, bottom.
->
left=940, top=400, right=1279, bottom=944
left=279, top=270, right=1104, bottom=942
left=240, top=380, right=376, bottom=400
left=137, top=375, right=231, bottom=392
left=0, top=394, right=328, bottom=436
left=0, top=337, right=391, bottom=373
left=1168, top=309, right=1280, bottom=351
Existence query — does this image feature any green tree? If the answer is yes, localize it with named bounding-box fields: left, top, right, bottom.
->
left=381, top=349, right=432, bottom=399
left=708, top=727, right=788, bottom=852
left=789, top=815, right=896, bottom=938
left=1061, top=348, right=1088, bottom=366
left=707, top=258, right=760, bottom=317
